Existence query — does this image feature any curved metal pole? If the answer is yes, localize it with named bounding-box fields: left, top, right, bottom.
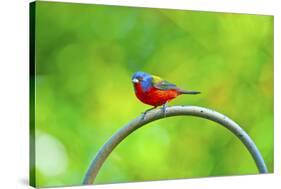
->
left=83, top=106, right=268, bottom=184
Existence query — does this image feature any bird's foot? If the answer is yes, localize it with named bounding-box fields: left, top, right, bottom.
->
left=162, top=102, right=168, bottom=117
left=141, top=111, right=148, bottom=121
left=141, top=107, right=156, bottom=121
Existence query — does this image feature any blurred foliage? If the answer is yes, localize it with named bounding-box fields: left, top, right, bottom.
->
left=33, top=1, right=273, bottom=187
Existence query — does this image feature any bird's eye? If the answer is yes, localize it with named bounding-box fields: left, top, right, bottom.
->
left=138, top=77, right=143, bottom=81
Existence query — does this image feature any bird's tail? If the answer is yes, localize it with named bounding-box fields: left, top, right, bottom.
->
left=178, top=89, right=201, bottom=95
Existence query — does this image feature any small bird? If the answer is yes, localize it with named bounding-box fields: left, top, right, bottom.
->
left=131, top=71, right=200, bottom=118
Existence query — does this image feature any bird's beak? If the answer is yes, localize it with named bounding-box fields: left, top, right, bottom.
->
left=132, top=78, right=139, bottom=83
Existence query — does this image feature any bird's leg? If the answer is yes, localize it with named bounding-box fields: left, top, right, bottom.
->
left=141, top=106, right=157, bottom=120
left=162, top=102, right=168, bottom=117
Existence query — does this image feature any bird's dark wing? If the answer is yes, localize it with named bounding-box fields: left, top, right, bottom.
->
left=151, top=75, right=179, bottom=90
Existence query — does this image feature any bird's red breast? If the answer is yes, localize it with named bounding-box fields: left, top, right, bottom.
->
left=134, top=82, right=179, bottom=107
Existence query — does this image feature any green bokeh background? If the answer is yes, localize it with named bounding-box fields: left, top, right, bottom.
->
left=32, top=1, right=273, bottom=187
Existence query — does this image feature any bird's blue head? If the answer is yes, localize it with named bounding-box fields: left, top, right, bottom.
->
left=132, top=71, right=153, bottom=92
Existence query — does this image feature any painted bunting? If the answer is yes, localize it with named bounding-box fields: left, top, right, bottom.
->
left=132, top=71, right=200, bottom=118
